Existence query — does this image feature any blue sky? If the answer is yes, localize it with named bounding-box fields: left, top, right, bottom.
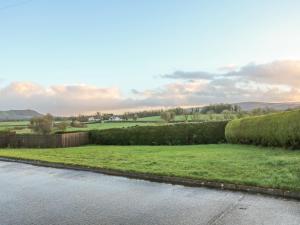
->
left=1, top=0, right=300, bottom=115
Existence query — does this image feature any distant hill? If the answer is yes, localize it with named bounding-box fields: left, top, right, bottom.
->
left=236, top=102, right=300, bottom=111
left=0, top=110, right=43, bottom=121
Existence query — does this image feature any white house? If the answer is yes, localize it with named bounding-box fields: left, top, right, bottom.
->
left=109, top=116, right=122, bottom=121
left=88, top=117, right=95, bottom=122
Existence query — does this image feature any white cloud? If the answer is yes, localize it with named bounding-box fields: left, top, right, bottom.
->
left=161, top=60, right=300, bottom=86
left=0, top=82, right=124, bottom=115
left=230, top=60, right=300, bottom=86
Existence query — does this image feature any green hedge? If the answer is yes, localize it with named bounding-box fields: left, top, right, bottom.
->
left=89, top=121, right=228, bottom=145
left=225, top=110, right=300, bottom=149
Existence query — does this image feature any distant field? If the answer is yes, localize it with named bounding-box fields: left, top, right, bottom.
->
left=0, top=121, right=158, bottom=134
left=0, top=121, right=29, bottom=127
left=66, top=122, right=159, bottom=132
left=136, top=116, right=162, bottom=121
left=0, top=144, right=299, bottom=191
left=0, top=121, right=30, bottom=132
left=136, top=114, right=235, bottom=122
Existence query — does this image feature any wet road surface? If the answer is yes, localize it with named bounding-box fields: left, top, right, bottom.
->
left=0, top=161, right=299, bottom=225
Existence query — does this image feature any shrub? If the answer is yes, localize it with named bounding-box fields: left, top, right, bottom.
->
left=160, top=111, right=176, bottom=123
left=55, top=121, right=69, bottom=131
left=30, top=114, right=54, bottom=135
left=225, top=110, right=300, bottom=149
left=89, top=121, right=228, bottom=145
left=70, top=120, right=87, bottom=128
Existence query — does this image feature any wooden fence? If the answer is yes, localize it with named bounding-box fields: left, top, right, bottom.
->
left=59, top=132, right=89, bottom=147
left=0, top=133, right=15, bottom=148
left=0, top=132, right=89, bottom=148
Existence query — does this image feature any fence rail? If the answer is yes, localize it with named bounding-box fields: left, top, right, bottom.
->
left=0, top=132, right=89, bottom=148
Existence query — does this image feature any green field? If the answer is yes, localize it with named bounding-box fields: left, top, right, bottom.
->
left=65, top=122, right=158, bottom=132
left=136, top=114, right=235, bottom=122
left=0, top=121, right=158, bottom=134
left=0, top=121, right=29, bottom=126
left=0, top=121, right=30, bottom=133
left=0, top=121, right=29, bottom=129
left=0, top=144, right=299, bottom=191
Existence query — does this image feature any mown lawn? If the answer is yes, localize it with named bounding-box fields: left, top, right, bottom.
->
left=0, top=144, right=299, bottom=191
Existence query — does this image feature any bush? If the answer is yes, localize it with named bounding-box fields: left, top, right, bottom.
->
left=55, top=121, right=69, bottom=131
left=70, top=120, right=87, bottom=128
left=30, top=114, right=54, bottom=135
left=225, top=110, right=300, bottom=149
left=160, top=111, right=175, bottom=123
left=89, top=121, right=228, bottom=145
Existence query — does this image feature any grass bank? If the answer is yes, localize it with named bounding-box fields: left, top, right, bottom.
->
left=0, top=144, right=299, bottom=191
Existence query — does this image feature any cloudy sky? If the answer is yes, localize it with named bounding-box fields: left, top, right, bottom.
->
left=1, top=0, right=300, bottom=115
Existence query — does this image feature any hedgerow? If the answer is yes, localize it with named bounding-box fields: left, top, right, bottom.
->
left=225, top=110, right=300, bottom=149
left=89, top=121, right=228, bottom=145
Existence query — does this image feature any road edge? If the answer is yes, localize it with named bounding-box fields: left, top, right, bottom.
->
left=0, top=157, right=299, bottom=201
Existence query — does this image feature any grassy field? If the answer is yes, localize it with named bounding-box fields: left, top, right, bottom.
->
left=65, top=122, right=158, bottom=132
left=0, top=121, right=29, bottom=129
left=0, top=121, right=158, bottom=134
left=136, top=114, right=235, bottom=122
left=0, top=121, right=29, bottom=126
left=0, top=121, right=30, bottom=133
left=0, top=144, right=299, bottom=191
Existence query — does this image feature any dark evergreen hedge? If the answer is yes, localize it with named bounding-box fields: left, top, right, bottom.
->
left=225, top=110, right=300, bottom=149
left=89, top=121, right=228, bottom=145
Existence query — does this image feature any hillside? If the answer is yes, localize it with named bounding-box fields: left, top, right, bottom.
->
left=0, top=110, right=43, bottom=121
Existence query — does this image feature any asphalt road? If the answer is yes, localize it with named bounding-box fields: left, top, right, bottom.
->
left=0, top=161, right=299, bottom=225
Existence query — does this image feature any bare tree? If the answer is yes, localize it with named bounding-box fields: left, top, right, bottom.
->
left=30, top=114, right=54, bottom=134
left=56, top=121, right=69, bottom=131
left=160, top=111, right=175, bottom=123
left=191, top=112, right=201, bottom=121
left=183, top=110, right=189, bottom=122
left=133, top=114, right=138, bottom=121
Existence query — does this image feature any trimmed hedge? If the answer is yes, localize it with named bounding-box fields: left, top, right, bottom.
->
left=89, top=121, right=228, bottom=145
left=225, top=110, right=300, bottom=149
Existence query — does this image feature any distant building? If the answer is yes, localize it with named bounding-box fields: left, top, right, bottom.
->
left=88, top=117, right=95, bottom=122
left=88, top=117, right=101, bottom=122
left=109, top=116, right=122, bottom=121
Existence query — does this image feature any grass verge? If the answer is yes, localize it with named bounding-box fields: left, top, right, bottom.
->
left=0, top=144, right=299, bottom=191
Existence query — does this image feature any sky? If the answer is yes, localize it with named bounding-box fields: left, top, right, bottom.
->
left=0, top=0, right=300, bottom=115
